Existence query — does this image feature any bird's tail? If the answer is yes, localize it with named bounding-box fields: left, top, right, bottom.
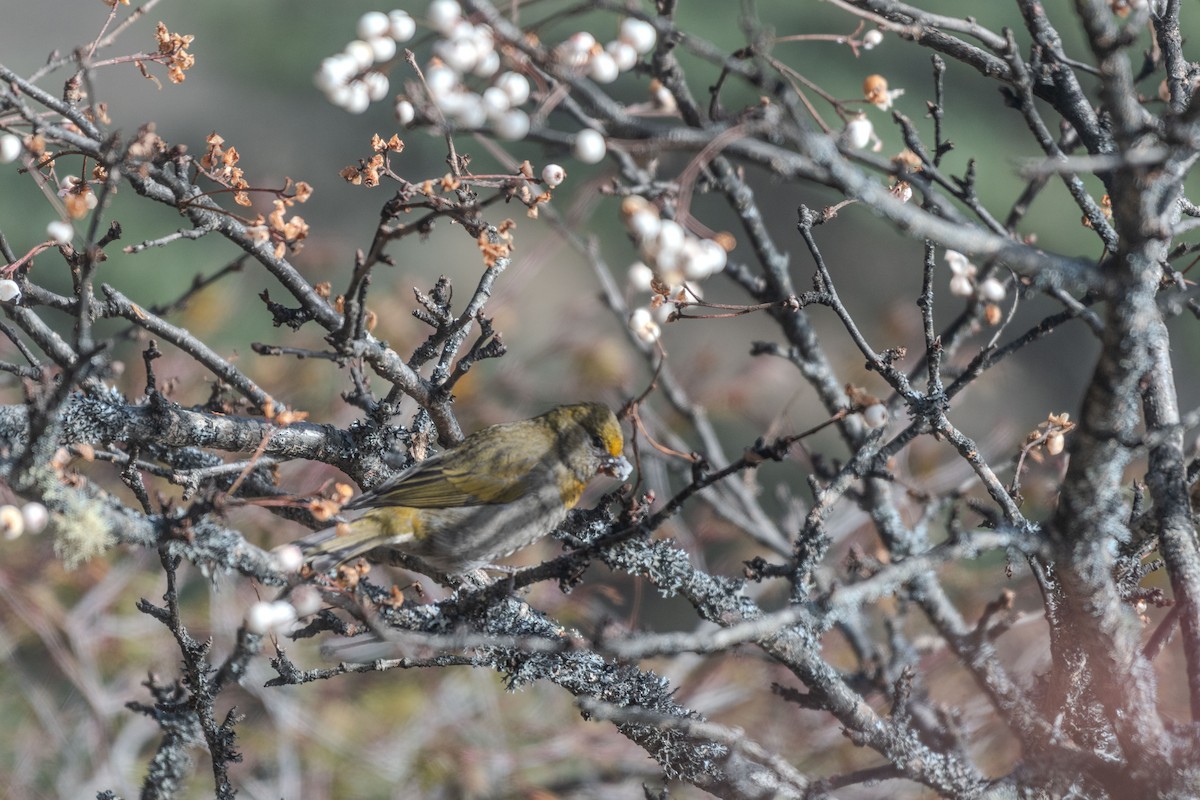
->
left=296, top=515, right=413, bottom=572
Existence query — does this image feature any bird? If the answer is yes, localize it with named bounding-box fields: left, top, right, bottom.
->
left=297, top=402, right=632, bottom=575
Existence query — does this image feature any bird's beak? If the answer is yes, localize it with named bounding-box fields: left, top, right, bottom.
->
left=600, top=454, right=633, bottom=481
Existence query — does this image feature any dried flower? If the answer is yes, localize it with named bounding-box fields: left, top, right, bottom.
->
left=154, top=22, right=196, bottom=84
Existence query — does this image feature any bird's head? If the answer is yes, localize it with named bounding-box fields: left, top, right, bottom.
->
left=546, top=402, right=633, bottom=482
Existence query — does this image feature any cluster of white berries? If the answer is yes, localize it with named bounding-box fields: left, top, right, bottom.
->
left=245, top=581, right=322, bottom=635
left=553, top=19, right=657, bottom=84
left=404, top=4, right=654, bottom=150
left=415, top=59, right=533, bottom=140
left=620, top=196, right=728, bottom=344
left=318, top=1, right=654, bottom=158
left=244, top=544, right=323, bottom=635
left=945, top=250, right=1006, bottom=302
left=245, top=599, right=297, bottom=635
left=315, top=9, right=417, bottom=113
left=0, top=501, right=49, bottom=540
left=0, top=134, right=31, bottom=303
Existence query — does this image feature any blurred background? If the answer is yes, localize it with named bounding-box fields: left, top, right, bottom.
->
left=2, top=1, right=1198, bottom=797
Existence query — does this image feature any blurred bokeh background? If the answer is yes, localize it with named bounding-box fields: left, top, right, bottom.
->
left=2, top=1, right=1198, bottom=797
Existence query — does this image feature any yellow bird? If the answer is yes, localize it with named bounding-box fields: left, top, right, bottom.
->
left=298, top=403, right=631, bottom=574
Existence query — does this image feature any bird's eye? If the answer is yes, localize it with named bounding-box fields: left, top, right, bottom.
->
left=591, top=433, right=605, bottom=450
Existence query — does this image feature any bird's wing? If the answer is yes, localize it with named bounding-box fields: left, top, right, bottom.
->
left=345, top=428, right=552, bottom=510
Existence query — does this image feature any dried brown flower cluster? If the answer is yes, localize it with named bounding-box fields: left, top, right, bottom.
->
left=155, top=21, right=195, bottom=84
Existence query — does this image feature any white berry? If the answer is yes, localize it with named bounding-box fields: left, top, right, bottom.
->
left=245, top=600, right=298, bottom=635
left=364, top=72, right=390, bottom=102
left=395, top=99, right=416, bottom=125
left=427, top=0, right=462, bottom=34
left=629, top=307, right=661, bottom=344
left=949, top=274, right=974, bottom=297
left=619, top=18, right=657, bottom=55
left=21, top=502, right=49, bottom=534
left=862, top=404, right=889, bottom=429
left=271, top=544, right=304, bottom=573
left=425, top=65, right=458, bottom=98
left=473, top=49, right=501, bottom=78
left=344, top=39, right=375, bottom=70
left=605, top=40, right=639, bottom=72
left=541, top=163, right=566, bottom=187
left=626, top=208, right=661, bottom=242
left=493, top=108, right=530, bottom=140
left=388, top=10, right=417, bottom=42
left=47, top=220, right=73, bottom=244
left=496, top=71, right=530, bottom=105
left=0, top=279, right=20, bottom=303
left=357, top=11, right=391, bottom=40
left=290, top=585, right=323, bottom=617
left=368, top=36, right=397, bottom=64
left=977, top=276, right=1006, bottom=303
left=343, top=80, right=371, bottom=114
left=454, top=93, right=487, bottom=128
left=588, top=52, right=620, bottom=84
left=481, top=85, right=511, bottom=116
left=842, top=115, right=873, bottom=150
left=627, top=261, right=655, bottom=292
left=0, top=134, right=23, bottom=163
left=573, top=128, right=607, bottom=164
